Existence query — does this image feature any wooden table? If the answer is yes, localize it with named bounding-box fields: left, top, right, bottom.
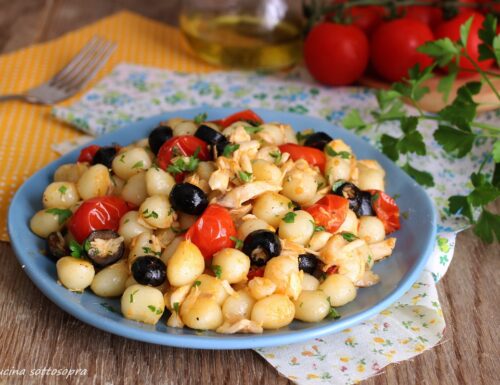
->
left=0, top=1, right=498, bottom=384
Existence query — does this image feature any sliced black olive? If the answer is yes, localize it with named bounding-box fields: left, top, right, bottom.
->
left=92, top=146, right=117, bottom=169
left=131, top=256, right=166, bottom=286
left=46, top=232, right=68, bottom=261
left=242, top=230, right=281, bottom=266
left=304, top=132, right=333, bottom=150
left=298, top=253, right=318, bottom=275
left=357, top=191, right=375, bottom=216
left=85, top=230, right=124, bottom=267
left=195, top=124, right=226, bottom=145
left=148, top=125, right=173, bottom=155
left=169, top=182, right=208, bottom=215
left=211, top=139, right=230, bottom=158
left=333, top=181, right=362, bottom=213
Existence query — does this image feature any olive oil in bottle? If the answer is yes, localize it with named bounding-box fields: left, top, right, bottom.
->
left=180, top=13, right=302, bottom=71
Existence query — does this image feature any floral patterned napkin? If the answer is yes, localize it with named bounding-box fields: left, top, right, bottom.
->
left=52, top=63, right=496, bottom=384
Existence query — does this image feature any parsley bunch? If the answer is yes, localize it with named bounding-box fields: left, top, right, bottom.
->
left=342, top=15, right=500, bottom=243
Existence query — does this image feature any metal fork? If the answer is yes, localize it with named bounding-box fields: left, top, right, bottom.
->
left=0, top=36, right=116, bottom=105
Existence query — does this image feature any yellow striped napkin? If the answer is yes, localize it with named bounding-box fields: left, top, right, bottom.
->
left=0, top=11, right=215, bottom=241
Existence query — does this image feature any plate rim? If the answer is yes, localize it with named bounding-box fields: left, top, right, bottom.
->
left=8, top=106, right=437, bottom=349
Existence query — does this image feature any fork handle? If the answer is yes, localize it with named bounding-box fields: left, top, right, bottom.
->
left=0, top=94, right=28, bottom=103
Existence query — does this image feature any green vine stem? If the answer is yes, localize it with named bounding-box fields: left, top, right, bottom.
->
left=462, top=52, right=500, bottom=101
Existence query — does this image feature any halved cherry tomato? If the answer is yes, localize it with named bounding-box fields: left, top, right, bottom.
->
left=185, top=204, right=237, bottom=260
left=157, top=135, right=210, bottom=171
left=216, top=109, right=263, bottom=128
left=326, top=265, right=339, bottom=275
left=77, top=145, right=100, bottom=163
left=305, top=195, right=349, bottom=233
left=279, top=143, right=326, bottom=172
left=369, top=190, right=400, bottom=233
left=247, top=266, right=265, bottom=280
left=68, top=196, right=131, bottom=243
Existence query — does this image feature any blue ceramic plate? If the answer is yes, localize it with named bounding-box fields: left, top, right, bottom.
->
left=8, top=107, right=436, bottom=349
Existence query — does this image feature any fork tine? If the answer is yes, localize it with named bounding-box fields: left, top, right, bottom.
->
left=49, top=36, right=101, bottom=85
left=62, top=40, right=116, bottom=92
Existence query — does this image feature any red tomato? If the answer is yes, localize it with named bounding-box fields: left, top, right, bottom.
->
left=370, top=19, right=434, bottom=82
left=401, top=6, right=443, bottom=29
left=157, top=135, right=210, bottom=171
left=247, top=266, right=265, bottom=280
left=68, top=196, right=131, bottom=243
left=279, top=143, right=326, bottom=172
left=185, top=204, right=237, bottom=260
left=305, top=195, right=349, bottom=233
left=216, top=109, right=264, bottom=128
left=326, top=265, right=339, bottom=275
left=77, top=145, right=100, bottom=163
left=435, top=12, right=494, bottom=77
left=304, top=22, right=369, bottom=86
left=370, top=190, right=400, bottom=233
left=347, top=6, right=386, bottom=34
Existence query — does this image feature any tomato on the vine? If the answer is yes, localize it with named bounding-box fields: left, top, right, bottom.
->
left=185, top=204, right=237, bottom=260
left=156, top=135, right=210, bottom=171
left=77, top=145, right=100, bottom=163
left=305, top=195, right=349, bottom=233
left=370, top=18, right=434, bottom=82
left=304, top=22, right=369, bottom=86
left=346, top=6, right=386, bottom=34
left=370, top=190, right=400, bottom=233
left=401, top=5, right=443, bottom=29
left=68, top=196, right=131, bottom=243
left=279, top=143, right=326, bottom=172
left=434, top=12, right=494, bottom=77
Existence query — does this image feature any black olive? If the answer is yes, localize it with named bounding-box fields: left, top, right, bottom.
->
left=84, top=230, right=124, bottom=267
left=131, top=256, right=166, bottom=286
left=211, top=139, right=230, bottom=158
left=195, top=124, right=226, bottom=145
left=333, top=182, right=362, bottom=213
left=298, top=253, right=318, bottom=275
left=169, top=183, right=208, bottom=215
left=357, top=191, right=375, bottom=216
left=148, top=125, right=173, bottom=154
left=304, top=132, right=333, bottom=150
left=242, top=230, right=281, bottom=266
left=46, top=232, right=68, bottom=261
left=92, top=146, right=117, bottom=169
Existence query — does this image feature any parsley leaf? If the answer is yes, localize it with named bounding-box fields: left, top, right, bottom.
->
left=418, top=38, right=461, bottom=67
left=473, top=209, right=500, bottom=244
left=45, top=208, right=72, bottom=224
left=493, top=141, right=500, bottom=163
left=269, top=150, right=282, bottom=164
left=142, top=209, right=159, bottom=219
left=325, top=147, right=350, bottom=159
left=238, top=171, right=252, bottom=182
left=129, top=289, right=139, bottom=303
left=380, top=134, right=400, bottom=161
left=449, top=195, right=474, bottom=222
left=167, top=148, right=201, bottom=175
left=69, top=240, right=83, bottom=259
left=341, top=232, right=358, bottom=242
left=132, top=160, right=144, bottom=169
left=147, top=305, right=163, bottom=315
left=401, top=162, right=435, bottom=187
left=327, top=306, right=341, bottom=320
left=342, top=109, right=367, bottom=132
left=283, top=212, right=297, bottom=223
left=212, top=265, right=222, bottom=279
left=194, top=112, right=207, bottom=124
left=244, top=125, right=263, bottom=134
left=478, top=14, right=500, bottom=65
left=296, top=130, right=313, bottom=143
left=434, top=124, right=476, bottom=158
left=58, top=185, right=68, bottom=195
left=222, top=143, right=240, bottom=157
left=173, top=302, right=180, bottom=313
left=230, top=236, right=243, bottom=249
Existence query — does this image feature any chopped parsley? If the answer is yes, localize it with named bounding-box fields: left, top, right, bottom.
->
left=331, top=179, right=346, bottom=192
left=341, top=232, right=358, bottom=242
left=142, top=246, right=161, bottom=256
left=173, top=302, right=180, bottom=313
left=193, top=280, right=201, bottom=287
left=283, top=212, right=297, bottom=223
left=45, top=208, right=72, bottom=224
left=367, top=255, right=373, bottom=265
left=69, top=240, right=84, bottom=259
left=100, top=302, right=119, bottom=314
left=119, top=154, right=125, bottom=163
left=325, top=147, right=351, bottom=159
left=230, top=236, right=243, bottom=249
left=244, top=125, right=263, bottom=134
left=167, top=147, right=201, bottom=175
left=170, top=226, right=185, bottom=234
left=269, top=150, right=282, bottom=164
left=296, top=130, right=313, bottom=143
left=238, top=171, right=252, bottom=183
left=147, top=305, right=163, bottom=315
left=212, top=265, right=222, bottom=279
left=142, top=209, right=159, bottom=219
left=58, top=185, right=68, bottom=195
left=132, top=160, right=144, bottom=169
left=327, top=306, right=341, bottom=320
left=222, top=143, right=240, bottom=157
left=194, top=112, right=208, bottom=124
left=310, top=220, right=325, bottom=232
left=129, top=289, right=139, bottom=303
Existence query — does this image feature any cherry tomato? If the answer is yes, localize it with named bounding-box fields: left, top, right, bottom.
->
left=68, top=196, right=131, bottom=243
left=157, top=135, right=210, bottom=171
left=305, top=195, right=349, bottom=233
left=185, top=204, right=237, bottom=260
left=347, top=6, right=386, bottom=34
left=279, top=143, right=326, bottom=172
left=77, top=145, right=100, bottom=163
left=435, top=12, right=494, bottom=77
left=401, top=5, right=443, bottom=29
left=370, top=19, right=434, bottom=82
left=304, top=22, right=369, bottom=86
left=247, top=266, right=265, bottom=280
left=370, top=190, right=400, bottom=233
left=216, top=109, right=264, bottom=128
left=326, top=265, right=339, bottom=275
